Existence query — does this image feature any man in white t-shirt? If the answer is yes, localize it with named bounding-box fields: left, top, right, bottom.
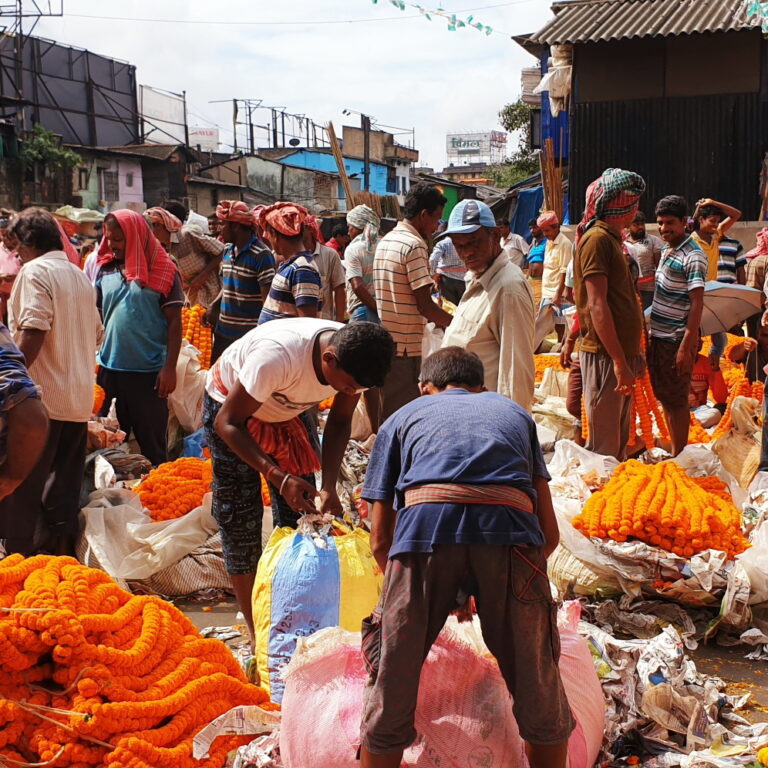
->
left=203, top=317, right=395, bottom=645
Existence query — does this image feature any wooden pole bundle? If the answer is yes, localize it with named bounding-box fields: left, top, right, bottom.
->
left=326, top=121, right=403, bottom=220
left=539, top=138, right=564, bottom=222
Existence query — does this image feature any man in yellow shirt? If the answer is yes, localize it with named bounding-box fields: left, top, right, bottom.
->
left=691, top=197, right=741, bottom=281
left=691, top=197, right=741, bottom=367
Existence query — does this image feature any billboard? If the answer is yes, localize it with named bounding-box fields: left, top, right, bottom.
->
left=140, top=85, right=186, bottom=145
left=0, top=35, right=138, bottom=146
left=446, top=131, right=506, bottom=157
left=189, top=126, right=219, bottom=151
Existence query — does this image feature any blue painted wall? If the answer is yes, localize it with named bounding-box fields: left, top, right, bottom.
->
left=540, top=51, right=570, bottom=160
left=278, top=150, right=389, bottom=196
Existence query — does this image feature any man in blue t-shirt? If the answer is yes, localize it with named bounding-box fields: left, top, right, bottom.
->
left=359, top=347, right=574, bottom=768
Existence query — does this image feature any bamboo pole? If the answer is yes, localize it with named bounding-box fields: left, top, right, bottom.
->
left=326, top=121, right=354, bottom=206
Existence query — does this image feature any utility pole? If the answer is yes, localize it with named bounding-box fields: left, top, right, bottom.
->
left=272, top=109, right=278, bottom=148
left=232, top=98, right=238, bottom=152
left=362, top=114, right=371, bottom=191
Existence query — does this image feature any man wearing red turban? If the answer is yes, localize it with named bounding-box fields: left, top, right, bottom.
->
left=208, top=200, right=276, bottom=363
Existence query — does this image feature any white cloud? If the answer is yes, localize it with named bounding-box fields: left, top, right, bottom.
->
left=34, top=0, right=553, bottom=170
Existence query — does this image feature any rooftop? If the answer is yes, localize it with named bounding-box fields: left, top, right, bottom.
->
left=523, top=0, right=759, bottom=46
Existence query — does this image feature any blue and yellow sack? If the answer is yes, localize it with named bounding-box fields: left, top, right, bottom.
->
left=252, top=521, right=382, bottom=702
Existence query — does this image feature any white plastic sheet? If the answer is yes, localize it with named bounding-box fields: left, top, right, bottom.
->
left=79, top=488, right=218, bottom=579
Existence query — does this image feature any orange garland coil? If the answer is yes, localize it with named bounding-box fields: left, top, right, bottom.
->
left=688, top=412, right=712, bottom=444
left=572, top=460, right=749, bottom=560
left=182, top=305, right=212, bottom=370
left=137, top=458, right=212, bottom=521
left=93, top=384, right=105, bottom=414
left=0, top=555, right=273, bottom=768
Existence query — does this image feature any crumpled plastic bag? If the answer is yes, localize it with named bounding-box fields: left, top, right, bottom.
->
left=168, top=339, right=207, bottom=432
left=421, top=321, right=444, bottom=359
left=532, top=395, right=577, bottom=444
left=548, top=439, right=619, bottom=499
left=78, top=488, right=218, bottom=579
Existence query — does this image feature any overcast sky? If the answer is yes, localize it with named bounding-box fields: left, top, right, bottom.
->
left=33, top=0, right=554, bottom=169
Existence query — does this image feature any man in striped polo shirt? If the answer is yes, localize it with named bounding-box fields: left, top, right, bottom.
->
left=208, top=201, right=276, bottom=363
left=257, top=202, right=321, bottom=324
left=649, top=195, right=707, bottom=456
left=374, top=183, right=453, bottom=419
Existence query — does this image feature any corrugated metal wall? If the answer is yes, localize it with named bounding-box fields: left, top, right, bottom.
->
left=570, top=93, right=768, bottom=221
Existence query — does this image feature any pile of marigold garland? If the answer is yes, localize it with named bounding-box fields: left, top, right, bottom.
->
left=573, top=460, right=750, bottom=559
left=182, top=305, right=213, bottom=370
left=137, top=457, right=212, bottom=521
left=0, top=555, right=274, bottom=768
left=92, top=384, right=105, bottom=414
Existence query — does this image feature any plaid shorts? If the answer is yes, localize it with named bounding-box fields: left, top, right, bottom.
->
left=202, top=394, right=318, bottom=574
left=360, top=544, right=575, bottom=753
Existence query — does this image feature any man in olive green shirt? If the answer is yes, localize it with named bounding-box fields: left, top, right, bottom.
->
left=573, top=169, right=646, bottom=460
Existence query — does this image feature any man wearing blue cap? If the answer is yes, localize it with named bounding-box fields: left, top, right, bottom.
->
left=442, top=199, right=535, bottom=409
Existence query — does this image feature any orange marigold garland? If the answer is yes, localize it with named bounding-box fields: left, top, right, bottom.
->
left=688, top=412, right=712, bottom=444
left=573, top=459, right=749, bottom=559
left=182, top=305, right=213, bottom=370
left=535, top=354, right=565, bottom=384
left=712, top=374, right=754, bottom=440
left=0, top=555, right=274, bottom=768
left=137, top=458, right=212, bottom=521
left=93, top=384, right=105, bottom=414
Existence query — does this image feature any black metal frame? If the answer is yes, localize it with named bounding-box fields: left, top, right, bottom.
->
left=0, top=33, right=139, bottom=146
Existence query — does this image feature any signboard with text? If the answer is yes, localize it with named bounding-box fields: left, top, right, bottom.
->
left=446, top=131, right=507, bottom=163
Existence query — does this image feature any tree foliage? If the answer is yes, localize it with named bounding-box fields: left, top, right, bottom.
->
left=20, top=124, right=82, bottom=171
left=490, top=100, right=539, bottom=188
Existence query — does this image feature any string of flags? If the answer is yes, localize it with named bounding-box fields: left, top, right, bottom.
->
left=746, top=0, right=768, bottom=34
left=371, top=0, right=494, bottom=35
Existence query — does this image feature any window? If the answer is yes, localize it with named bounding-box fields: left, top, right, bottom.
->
left=125, top=172, right=134, bottom=188
left=101, top=170, right=119, bottom=202
left=78, top=167, right=89, bottom=189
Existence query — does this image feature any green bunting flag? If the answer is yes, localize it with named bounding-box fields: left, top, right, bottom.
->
left=371, top=0, right=494, bottom=35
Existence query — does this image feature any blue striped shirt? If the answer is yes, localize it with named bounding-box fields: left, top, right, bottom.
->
left=258, top=251, right=321, bottom=325
left=716, top=236, right=746, bottom=284
left=216, top=235, right=276, bottom=341
left=650, top=236, right=707, bottom=342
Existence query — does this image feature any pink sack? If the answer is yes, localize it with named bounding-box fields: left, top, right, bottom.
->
left=280, top=612, right=605, bottom=768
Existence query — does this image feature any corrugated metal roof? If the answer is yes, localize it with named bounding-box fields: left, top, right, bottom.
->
left=529, top=0, right=760, bottom=45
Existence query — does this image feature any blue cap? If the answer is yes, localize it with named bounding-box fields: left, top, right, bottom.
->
left=442, top=199, right=497, bottom=237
